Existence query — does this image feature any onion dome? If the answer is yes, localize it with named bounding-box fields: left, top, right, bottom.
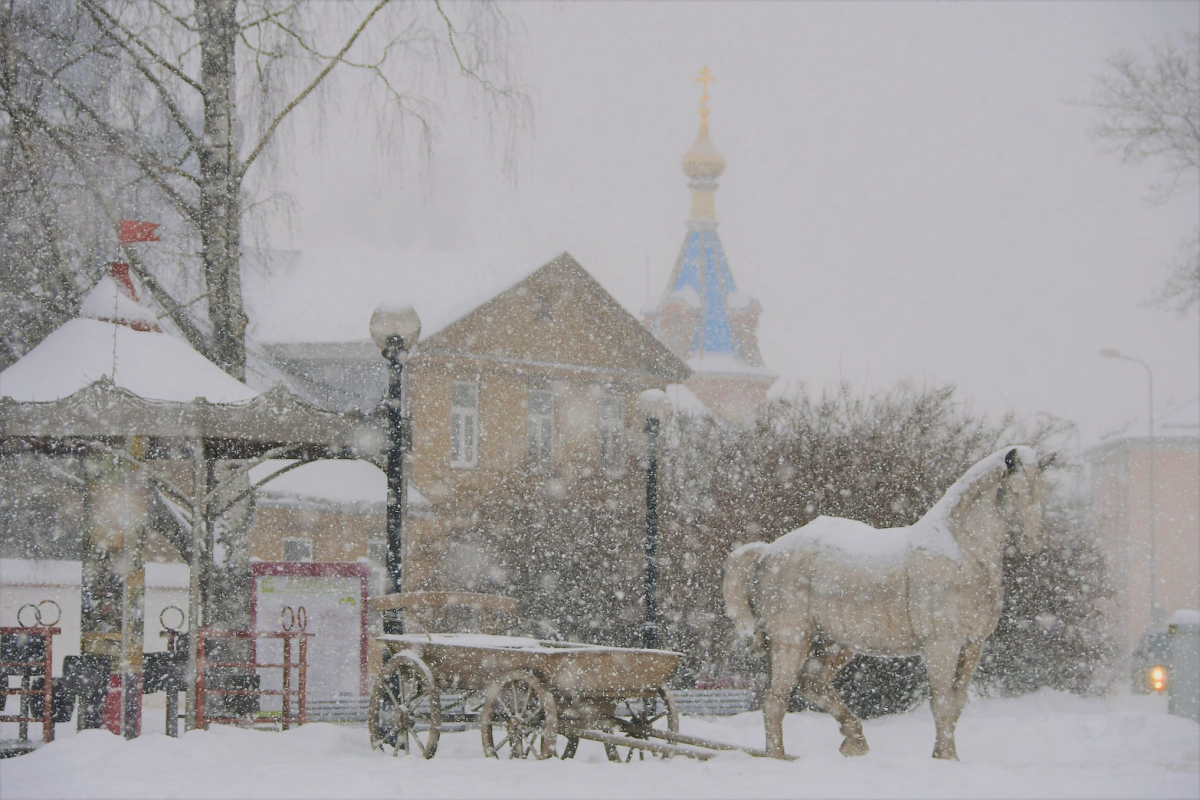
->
left=681, top=66, right=726, bottom=181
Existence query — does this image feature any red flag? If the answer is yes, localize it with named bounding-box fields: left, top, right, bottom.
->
left=108, top=262, right=140, bottom=301
left=118, top=220, right=160, bottom=244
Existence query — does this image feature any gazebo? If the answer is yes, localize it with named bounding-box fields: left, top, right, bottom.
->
left=0, top=265, right=386, bottom=734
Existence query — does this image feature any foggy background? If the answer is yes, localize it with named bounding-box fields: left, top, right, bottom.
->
left=259, top=0, right=1200, bottom=450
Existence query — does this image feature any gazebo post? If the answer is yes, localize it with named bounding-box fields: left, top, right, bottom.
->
left=117, top=436, right=147, bottom=739
left=78, top=450, right=125, bottom=729
left=185, top=433, right=207, bottom=731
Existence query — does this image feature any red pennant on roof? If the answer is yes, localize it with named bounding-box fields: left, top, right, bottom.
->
left=118, top=220, right=160, bottom=244
left=109, top=262, right=140, bottom=301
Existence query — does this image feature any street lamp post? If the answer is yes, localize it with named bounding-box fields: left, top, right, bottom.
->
left=371, top=305, right=421, bottom=635
left=637, top=390, right=673, bottom=651
left=1100, top=348, right=1157, bottom=628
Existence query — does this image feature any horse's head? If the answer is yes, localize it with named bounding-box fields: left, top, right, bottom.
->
left=997, top=448, right=1046, bottom=554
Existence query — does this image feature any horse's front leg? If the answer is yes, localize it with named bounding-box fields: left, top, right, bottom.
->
left=763, top=633, right=808, bottom=759
left=924, top=638, right=965, bottom=760
left=952, top=641, right=984, bottom=718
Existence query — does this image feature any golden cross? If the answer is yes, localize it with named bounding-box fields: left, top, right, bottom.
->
left=696, top=66, right=715, bottom=121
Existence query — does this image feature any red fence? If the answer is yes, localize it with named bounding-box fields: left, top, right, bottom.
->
left=195, top=627, right=312, bottom=730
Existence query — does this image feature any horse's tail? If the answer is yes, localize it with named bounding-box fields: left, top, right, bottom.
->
left=724, top=541, right=768, bottom=640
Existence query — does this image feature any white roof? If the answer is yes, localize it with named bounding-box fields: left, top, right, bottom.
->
left=688, top=351, right=778, bottom=378
left=249, top=459, right=429, bottom=509
left=0, top=559, right=188, bottom=589
left=665, top=383, right=711, bottom=417
left=0, top=275, right=259, bottom=404
left=243, top=246, right=568, bottom=346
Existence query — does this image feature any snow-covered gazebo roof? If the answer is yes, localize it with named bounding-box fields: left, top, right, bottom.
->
left=0, top=271, right=258, bottom=405
left=0, top=266, right=380, bottom=463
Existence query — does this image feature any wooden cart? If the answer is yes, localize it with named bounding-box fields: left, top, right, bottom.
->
left=367, top=592, right=782, bottom=761
left=369, top=632, right=759, bottom=761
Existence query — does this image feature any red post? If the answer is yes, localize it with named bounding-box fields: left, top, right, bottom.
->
left=42, top=631, right=53, bottom=743
left=298, top=634, right=308, bottom=726
left=281, top=635, right=292, bottom=731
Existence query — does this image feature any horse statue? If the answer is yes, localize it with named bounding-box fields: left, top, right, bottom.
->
left=723, top=446, right=1046, bottom=760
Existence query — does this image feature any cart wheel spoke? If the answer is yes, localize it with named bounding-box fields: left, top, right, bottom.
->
left=369, top=651, right=441, bottom=759
left=606, top=687, right=680, bottom=762
left=482, top=670, right=558, bottom=760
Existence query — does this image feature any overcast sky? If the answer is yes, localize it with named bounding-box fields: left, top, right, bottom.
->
left=263, top=1, right=1199, bottom=452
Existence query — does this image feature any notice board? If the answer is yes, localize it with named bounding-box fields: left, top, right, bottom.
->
left=250, top=562, right=370, bottom=700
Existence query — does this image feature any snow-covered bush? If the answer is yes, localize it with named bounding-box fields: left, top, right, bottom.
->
left=975, top=499, right=1118, bottom=696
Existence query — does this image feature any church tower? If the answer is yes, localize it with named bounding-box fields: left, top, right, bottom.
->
left=643, top=67, right=776, bottom=424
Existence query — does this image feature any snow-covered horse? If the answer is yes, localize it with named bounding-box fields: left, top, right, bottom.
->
left=723, top=446, right=1046, bottom=760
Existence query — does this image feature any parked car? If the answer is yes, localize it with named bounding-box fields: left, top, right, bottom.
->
left=1131, top=630, right=1170, bottom=694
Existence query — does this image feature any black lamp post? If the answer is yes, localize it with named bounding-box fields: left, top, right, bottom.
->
left=637, top=389, right=673, bottom=651
left=371, top=305, right=421, bottom=635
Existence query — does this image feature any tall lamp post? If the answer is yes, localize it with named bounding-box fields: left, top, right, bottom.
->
left=1100, top=348, right=1157, bottom=628
left=371, top=305, right=421, bottom=635
left=637, top=390, right=673, bottom=651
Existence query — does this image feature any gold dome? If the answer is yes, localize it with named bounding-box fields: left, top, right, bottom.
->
left=682, top=119, right=726, bottom=181
left=682, top=67, right=725, bottom=181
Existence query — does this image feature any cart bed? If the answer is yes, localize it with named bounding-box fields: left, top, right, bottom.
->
left=377, top=633, right=680, bottom=697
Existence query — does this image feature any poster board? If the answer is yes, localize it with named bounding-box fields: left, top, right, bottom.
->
left=250, top=562, right=370, bottom=701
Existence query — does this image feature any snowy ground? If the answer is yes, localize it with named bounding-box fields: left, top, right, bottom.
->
left=3, top=690, right=1197, bottom=799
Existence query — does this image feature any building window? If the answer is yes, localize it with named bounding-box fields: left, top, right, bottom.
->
left=282, top=537, right=313, bottom=562
left=599, top=394, right=625, bottom=473
left=528, top=390, right=554, bottom=473
left=451, top=381, right=479, bottom=468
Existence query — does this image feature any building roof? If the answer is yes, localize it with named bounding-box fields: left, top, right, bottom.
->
left=242, top=245, right=575, bottom=348
left=1087, top=395, right=1200, bottom=460
left=0, top=271, right=259, bottom=404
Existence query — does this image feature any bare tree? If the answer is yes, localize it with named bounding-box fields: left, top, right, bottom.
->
left=0, top=0, right=530, bottom=376
left=1089, top=31, right=1200, bottom=313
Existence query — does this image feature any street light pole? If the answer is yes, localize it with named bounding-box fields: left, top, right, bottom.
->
left=1100, top=348, right=1157, bottom=628
left=637, top=390, right=673, bottom=651
left=372, top=305, right=421, bottom=635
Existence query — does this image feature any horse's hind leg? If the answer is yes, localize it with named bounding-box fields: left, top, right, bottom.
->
left=763, top=634, right=808, bottom=759
left=797, top=645, right=868, bottom=757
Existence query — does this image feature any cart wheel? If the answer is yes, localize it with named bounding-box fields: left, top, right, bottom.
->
left=369, top=651, right=441, bottom=758
left=481, top=669, right=558, bottom=759
left=606, top=687, right=679, bottom=762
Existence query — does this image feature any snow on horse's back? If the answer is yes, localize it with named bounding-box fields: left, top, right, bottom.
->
left=723, top=446, right=1046, bottom=760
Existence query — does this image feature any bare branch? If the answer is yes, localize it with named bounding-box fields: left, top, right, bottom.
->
left=80, top=0, right=203, bottom=93
left=1088, top=32, right=1200, bottom=196
left=80, top=1, right=201, bottom=151
left=12, top=48, right=201, bottom=221
left=239, top=0, right=392, bottom=177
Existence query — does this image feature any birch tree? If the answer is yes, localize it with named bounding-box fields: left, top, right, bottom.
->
left=0, top=0, right=529, bottom=376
